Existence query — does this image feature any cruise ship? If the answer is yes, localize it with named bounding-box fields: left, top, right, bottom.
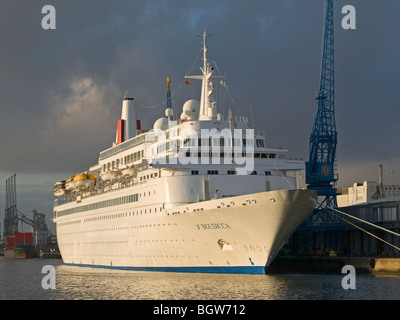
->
left=52, top=31, right=316, bottom=274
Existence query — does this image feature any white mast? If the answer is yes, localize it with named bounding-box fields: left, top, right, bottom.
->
left=185, top=30, right=220, bottom=121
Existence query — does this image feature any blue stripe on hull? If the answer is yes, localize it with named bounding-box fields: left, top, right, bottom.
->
left=65, top=263, right=266, bottom=274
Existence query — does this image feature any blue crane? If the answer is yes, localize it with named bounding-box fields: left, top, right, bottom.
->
left=306, top=0, right=337, bottom=200
left=299, top=0, right=344, bottom=254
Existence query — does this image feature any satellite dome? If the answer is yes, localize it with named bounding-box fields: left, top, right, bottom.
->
left=182, top=99, right=200, bottom=120
left=153, top=117, right=168, bottom=131
left=165, top=108, right=173, bottom=117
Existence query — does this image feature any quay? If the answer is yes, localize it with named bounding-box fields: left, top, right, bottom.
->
left=278, top=179, right=400, bottom=276
left=269, top=256, right=400, bottom=275
left=0, top=248, right=61, bottom=259
left=38, top=250, right=61, bottom=259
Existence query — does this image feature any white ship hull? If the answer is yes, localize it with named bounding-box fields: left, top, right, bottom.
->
left=53, top=189, right=315, bottom=274
left=52, top=30, right=316, bottom=274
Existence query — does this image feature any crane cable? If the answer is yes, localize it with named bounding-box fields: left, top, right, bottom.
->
left=326, top=206, right=400, bottom=252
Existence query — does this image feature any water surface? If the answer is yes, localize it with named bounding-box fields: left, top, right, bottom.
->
left=0, top=258, right=399, bottom=300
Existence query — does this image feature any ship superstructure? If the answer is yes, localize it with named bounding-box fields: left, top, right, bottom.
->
left=52, top=31, right=316, bottom=274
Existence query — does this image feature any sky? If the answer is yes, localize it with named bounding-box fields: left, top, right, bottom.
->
left=0, top=0, right=399, bottom=232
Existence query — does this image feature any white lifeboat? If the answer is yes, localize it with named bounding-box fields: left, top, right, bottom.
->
left=74, top=172, right=96, bottom=189
left=121, top=166, right=136, bottom=177
left=53, top=180, right=66, bottom=197
left=65, top=176, right=76, bottom=191
left=101, top=169, right=121, bottom=182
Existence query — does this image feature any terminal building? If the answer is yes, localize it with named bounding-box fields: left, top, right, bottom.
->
left=337, top=180, right=400, bottom=257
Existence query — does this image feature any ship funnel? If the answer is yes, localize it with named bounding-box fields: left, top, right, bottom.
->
left=115, top=98, right=137, bottom=145
left=122, top=98, right=136, bottom=140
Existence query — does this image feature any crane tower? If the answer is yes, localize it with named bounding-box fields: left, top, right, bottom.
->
left=306, top=0, right=337, bottom=194
left=300, top=0, right=344, bottom=253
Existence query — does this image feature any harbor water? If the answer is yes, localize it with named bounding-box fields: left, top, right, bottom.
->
left=0, top=258, right=399, bottom=300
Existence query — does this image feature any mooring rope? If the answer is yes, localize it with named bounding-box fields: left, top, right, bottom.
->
left=319, top=205, right=400, bottom=252
left=329, top=209, right=400, bottom=252
left=328, top=206, right=400, bottom=238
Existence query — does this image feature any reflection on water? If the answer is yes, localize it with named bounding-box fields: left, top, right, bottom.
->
left=0, top=258, right=399, bottom=300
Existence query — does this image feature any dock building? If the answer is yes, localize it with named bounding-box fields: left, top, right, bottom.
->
left=337, top=181, right=400, bottom=257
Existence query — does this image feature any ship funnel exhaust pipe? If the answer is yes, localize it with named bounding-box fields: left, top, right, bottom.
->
left=122, top=98, right=136, bottom=140
left=116, top=98, right=136, bottom=144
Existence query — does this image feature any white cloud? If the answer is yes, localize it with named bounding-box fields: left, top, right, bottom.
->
left=50, top=77, right=116, bottom=133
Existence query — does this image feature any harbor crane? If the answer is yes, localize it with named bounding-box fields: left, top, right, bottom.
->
left=300, top=0, right=344, bottom=253
left=2, top=174, right=52, bottom=252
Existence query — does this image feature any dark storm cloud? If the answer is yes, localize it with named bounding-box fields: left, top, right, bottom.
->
left=0, top=0, right=307, bottom=173
left=333, top=1, right=400, bottom=182
left=0, top=0, right=400, bottom=218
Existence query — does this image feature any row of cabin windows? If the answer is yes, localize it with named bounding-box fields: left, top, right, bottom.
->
left=184, top=137, right=264, bottom=147
left=83, top=205, right=164, bottom=223
left=199, top=138, right=265, bottom=147
left=57, top=193, right=140, bottom=217
left=156, top=138, right=265, bottom=154
left=139, top=172, right=158, bottom=181
left=58, top=195, right=162, bottom=219
left=191, top=170, right=272, bottom=176
left=102, top=150, right=144, bottom=173
left=184, top=151, right=277, bottom=158
left=103, top=148, right=275, bottom=173
left=57, top=188, right=160, bottom=217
